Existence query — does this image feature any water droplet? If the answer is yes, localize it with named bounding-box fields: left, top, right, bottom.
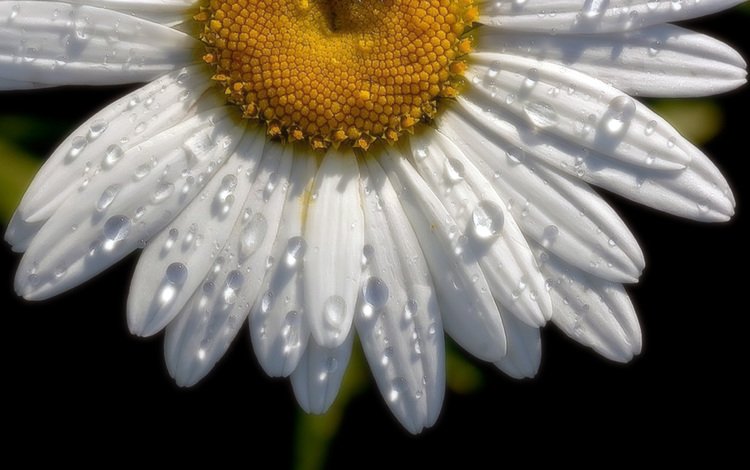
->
left=403, top=299, right=418, bottom=320
left=88, top=120, right=108, bottom=140
left=323, top=295, right=346, bottom=335
left=166, top=262, right=188, bottom=285
left=259, top=290, right=274, bottom=314
left=541, top=224, right=559, bottom=247
left=102, top=215, right=131, bottom=248
left=240, top=213, right=267, bottom=259
left=523, top=102, right=558, bottom=129
left=96, top=184, right=121, bottom=212
left=68, top=136, right=87, bottom=160
left=223, top=270, right=244, bottom=305
left=151, top=182, right=175, bottom=204
left=285, top=236, right=306, bottom=267
left=325, top=356, right=338, bottom=372
left=487, top=60, right=501, bottom=78
left=645, top=120, right=657, bottom=136
left=604, top=96, right=636, bottom=136
left=389, top=377, right=408, bottom=402
left=443, top=158, right=465, bottom=183
left=281, top=311, right=301, bottom=353
left=218, top=174, right=237, bottom=202
left=471, top=200, right=505, bottom=240
left=101, top=144, right=124, bottom=169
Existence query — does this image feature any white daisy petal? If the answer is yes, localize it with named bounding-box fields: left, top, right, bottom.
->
left=15, top=106, right=239, bottom=300
left=479, top=0, right=746, bottom=34
left=376, top=150, right=507, bottom=362
left=65, top=0, right=196, bottom=27
left=494, top=310, right=541, bottom=380
left=291, top=333, right=354, bottom=415
left=304, top=148, right=364, bottom=349
left=409, top=131, right=552, bottom=326
left=164, top=142, right=294, bottom=386
left=477, top=25, right=747, bottom=98
left=453, top=97, right=735, bottom=222
left=249, top=150, right=318, bottom=378
left=467, top=52, right=695, bottom=170
left=0, top=75, right=49, bottom=89
left=533, top=244, right=642, bottom=362
left=127, top=126, right=265, bottom=337
left=440, top=108, right=644, bottom=283
left=357, top=160, right=445, bottom=433
left=9, top=65, right=212, bottom=235
left=0, top=2, right=199, bottom=87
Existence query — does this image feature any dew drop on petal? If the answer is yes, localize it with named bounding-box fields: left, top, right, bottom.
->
left=323, top=295, right=346, bottom=334
left=240, top=213, right=267, bottom=259
left=88, top=120, right=108, bottom=140
left=96, top=184, right=121, bottom=212
left=389, top=377, right=408, bottom=402
left=523, top=102, right=558, bottom=129
left=604, top=96, right=636, bottom=136
left=363, top=277, right=389, bottom=310
left=151, top=182, right=175, bottom=204
left=403, top=299, right=418, bottom=320
left=166, top=262, right=188, bottom=285
left=281, top=311, right=301, bottom=354
left=103, top=144, right=124, bottom=168
left=103, top=215, right=131, bottom=248
left=443, top=157, right=465, bottom=183
left=471, top=200, right=505, bottom=240
left=285, top=236, right=306, bottom=267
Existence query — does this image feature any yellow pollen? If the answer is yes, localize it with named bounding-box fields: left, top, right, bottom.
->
left=198, top=0, right=475, bottom=150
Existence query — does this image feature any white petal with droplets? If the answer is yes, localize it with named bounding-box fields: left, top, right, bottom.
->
left=127, top=126, right=265, bottom=337
left=250, top=151, right=318, bottom=377
left=467, top=52, right=692, bottom=170
left=164, top=143, right=293, bottom=387
left=439, top=108, right=644, bottom=283
left=357, top=160, right=445, bottom=433
left=291, top=333, right=354, bottom=415
left=66, top=0, right=195, bottom=27
left=14, top=106, right=239, bottom=300
left=0, top=2, right=199, bottom=87
left=377, top=150, right=507, bottom=362
left=409, top=131, right=551, bottom=327
left=478, top=0, right=745, bottom=34
left=453, top=97, right=735, bottom=222
left=304, top=149, right=364, bottom=348
left=533, top=244, right=642, bottom=362
left=9, top=65, right=212, bottom=236
left=477, top=25, right=747, bottom=98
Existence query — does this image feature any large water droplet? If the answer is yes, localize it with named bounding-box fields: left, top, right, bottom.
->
left=88, top=120, right=108, bottom=140
left=151, top=182, right=175, bottom=204
left=323, top=295, right=346, bottom=335
left=281, top=311, right=302, bottom=354
left=471, top=200, right=505, bottom=240
left=222, top=270, right=244, bottom=305
left=96, top=184, right=121, bottom=212
left=444, top=158, right=465, bottom=183
left=604, top=96, right=636, bottom=136
left=166, top=262, right=188, bottom=285
left=102, top=215, right=131, bottom=249
left=389, top=377, right=408, bottom=402
left=285, top=236, right=307, bottom=267
left=240, top=213, right=267, bottom=259
left=362, top=277, right=389, bottom=319
left=103, top=144, right=124, bottom=168
left=68, top=136, right=87, bottom=160
left=523, top=102, right=558, bottom=129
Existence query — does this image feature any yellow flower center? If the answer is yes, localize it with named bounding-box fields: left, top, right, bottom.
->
left=197, top=0, right=477, bottom=150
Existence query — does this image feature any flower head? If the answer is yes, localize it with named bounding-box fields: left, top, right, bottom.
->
left=2, top=0, right=746, bottom=433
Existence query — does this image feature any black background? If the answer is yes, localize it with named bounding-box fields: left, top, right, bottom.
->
left=1, top=9, right=747, bottom=467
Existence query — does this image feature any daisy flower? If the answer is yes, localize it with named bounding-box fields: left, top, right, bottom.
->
left=2, top=0, right=746, bottom=433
